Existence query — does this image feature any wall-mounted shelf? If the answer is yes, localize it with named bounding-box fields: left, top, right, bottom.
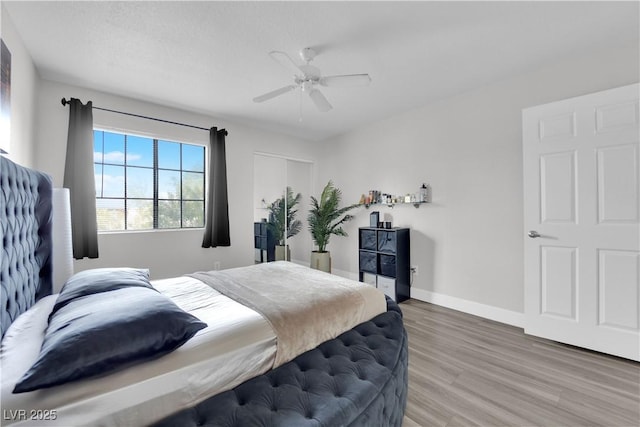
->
left=361, top=185, right=431, bottom=209
left=362, top=201, right=429, bottom=209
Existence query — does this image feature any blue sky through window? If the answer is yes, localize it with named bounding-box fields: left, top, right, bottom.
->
left=182, top=144, right=204, bottom=171
left=158, top=140, right=180, bottom=169
left=126, top=135, right=153, bottom=167
left=103, top=132, right=125, bottom=164
left=102, top=165, right=125, bottom=198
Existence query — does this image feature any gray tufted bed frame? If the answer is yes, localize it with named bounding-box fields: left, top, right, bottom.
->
left=1, top=157, right=53, bottom=339
left=0, top=156, right=408, bottom=426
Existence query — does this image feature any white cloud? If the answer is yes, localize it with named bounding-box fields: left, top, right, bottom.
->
left=95, top=172, right=125, bottom=197
left=94, top=151, right=142, bottom=163
left=126, top=153, right=142, bottom=162
left=103, top=151, right=126, bottom=162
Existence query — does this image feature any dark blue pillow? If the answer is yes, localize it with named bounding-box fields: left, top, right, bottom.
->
left=13, top=271, right=207, bottom=393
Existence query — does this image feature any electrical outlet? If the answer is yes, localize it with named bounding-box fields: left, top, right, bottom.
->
left=214, top=261, right=221, bottom=271
left=410, top=265, right=418, bottom=276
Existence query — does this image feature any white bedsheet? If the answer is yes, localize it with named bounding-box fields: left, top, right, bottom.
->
left=0, top=277, right=276, bottom=426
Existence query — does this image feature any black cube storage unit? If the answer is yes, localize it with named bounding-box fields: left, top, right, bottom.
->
left=254, top=222, right=275, bottom=263
left=358, top=227, right=410, bottom=303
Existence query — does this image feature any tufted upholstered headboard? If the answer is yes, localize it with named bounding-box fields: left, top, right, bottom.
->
left=1, top=156, right=53, bottom=338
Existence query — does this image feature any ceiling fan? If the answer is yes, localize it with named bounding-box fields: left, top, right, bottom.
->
left=253, top=47, right=371, bottom=112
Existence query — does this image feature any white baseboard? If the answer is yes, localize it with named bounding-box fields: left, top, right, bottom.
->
left=411, top=288, right=524, bottom=328
left=330, top=267, right=524, bottom=328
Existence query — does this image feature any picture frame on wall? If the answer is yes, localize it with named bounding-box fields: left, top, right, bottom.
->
left=1, top=38, right=11, bottom=154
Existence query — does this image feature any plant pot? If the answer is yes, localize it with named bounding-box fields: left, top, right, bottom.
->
left=310, top=251, right=331, bottom=273
left=275, top=245, right=291, bottom=261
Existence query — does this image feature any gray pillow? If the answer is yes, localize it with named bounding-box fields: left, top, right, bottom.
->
left=50, top=267, right=154, bottom=318
left=14, top=269, right=207, bottom=393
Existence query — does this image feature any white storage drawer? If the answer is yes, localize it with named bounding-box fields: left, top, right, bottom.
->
left=377, top=276, right=396, bottom=301
left=362, top=272, right=377, bottom=287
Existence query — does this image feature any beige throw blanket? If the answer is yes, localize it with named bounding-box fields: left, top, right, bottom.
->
left=189, top=261, right=386, bottom=367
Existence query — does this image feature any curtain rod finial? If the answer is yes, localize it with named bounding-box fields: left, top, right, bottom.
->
left=61, top=98, right=68, bottom=106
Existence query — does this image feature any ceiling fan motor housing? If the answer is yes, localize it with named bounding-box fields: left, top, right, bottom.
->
left=296, top=65, right=321, bottom=86
left=300, top=47, right=317, bottom=63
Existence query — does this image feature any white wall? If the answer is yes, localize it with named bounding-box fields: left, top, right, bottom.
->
left=318, top=44, right=639, bottom=317
left=34, top=79, right=321, bottom=280
left=0, top=4, right=39, bottom=165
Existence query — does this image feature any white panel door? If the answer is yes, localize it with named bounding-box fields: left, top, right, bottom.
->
left=523, top=83, right=639, bottom=361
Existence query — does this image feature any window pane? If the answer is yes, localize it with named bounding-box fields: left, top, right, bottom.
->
left=158, top=140, right=180, bottom=170
left=158, top=170, right=181, bottom=199
left=94, top=129, right=208, bottom=232
left=127, top=199, right=153, bottom=230
left=96, top=198, right=125, bottom=231
left=158, top=200, right=181, bottom=229
left=93, top=130, right=103, bottom=163
left=126, top=167, right=153, bottom=198
left=103, top=132, right=126, bottom=164
left=182, top=201, right=204, bottom=228
left=182, top=171, right=204, bottom=200
left=126, top=135, right=153, bottom=167
left=94, top=164, right=103, bottom=197
left=102, top=165, right=125, bottom=198
left=182, top=144, right=204, bottom=172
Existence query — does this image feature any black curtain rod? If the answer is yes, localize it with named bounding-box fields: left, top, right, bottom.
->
left=61, top=98, right=227, bottom=135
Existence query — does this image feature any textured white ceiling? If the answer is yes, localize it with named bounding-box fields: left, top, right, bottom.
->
left=4, top=1, right=639, bottom=141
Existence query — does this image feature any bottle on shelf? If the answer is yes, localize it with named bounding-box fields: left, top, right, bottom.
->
left=419, top=183, right=429, bottom=202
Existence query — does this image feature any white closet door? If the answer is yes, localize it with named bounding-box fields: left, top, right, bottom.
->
left=523, top=83, right=639, bottom=361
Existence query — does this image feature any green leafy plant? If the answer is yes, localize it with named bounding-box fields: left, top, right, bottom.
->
left=308, top=181, right=359, bottom=253
left=268, top=187, right=302, bottom=246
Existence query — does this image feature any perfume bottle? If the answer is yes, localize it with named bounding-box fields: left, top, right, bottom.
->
left=420, top=183, right=429, bottom=202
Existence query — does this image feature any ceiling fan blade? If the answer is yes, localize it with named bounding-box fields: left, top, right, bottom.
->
left=319, top=74, right=371, bottom=87
left=308, top=89, right=332, bottom=112
left=269, top=51, right=303, bottom=76
left=253, top=85, right=297, bottom=103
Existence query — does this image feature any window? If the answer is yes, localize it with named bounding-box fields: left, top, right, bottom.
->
left=93, top=130, right=205, bottom=232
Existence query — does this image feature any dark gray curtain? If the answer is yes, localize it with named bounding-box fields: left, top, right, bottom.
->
left=202, top=127, right=230, bottom=247
left=63, top=98, right=99, bottom=259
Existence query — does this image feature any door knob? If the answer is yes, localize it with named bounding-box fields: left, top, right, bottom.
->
left=528, top=230, right=541, bottom=238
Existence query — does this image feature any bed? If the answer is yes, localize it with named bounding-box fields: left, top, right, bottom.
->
left=0, top=155, right=408, bottom=426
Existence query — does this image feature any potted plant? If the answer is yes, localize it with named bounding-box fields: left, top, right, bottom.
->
left=268, top=187, right=302, bottom=261
left=308, top=181, right=359, bottom=272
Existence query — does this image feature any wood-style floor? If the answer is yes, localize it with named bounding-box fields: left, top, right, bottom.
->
left=400, top=299, right=640, bottom=427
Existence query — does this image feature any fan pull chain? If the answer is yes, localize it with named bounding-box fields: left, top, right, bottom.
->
left=298, top=87, right=303, bottom=123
